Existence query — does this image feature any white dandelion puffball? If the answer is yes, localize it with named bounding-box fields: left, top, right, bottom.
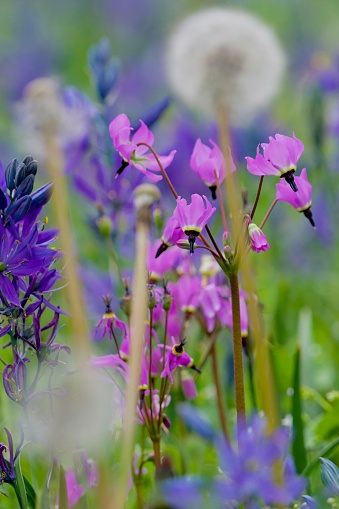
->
left=165, top=8, right=286, bottom=125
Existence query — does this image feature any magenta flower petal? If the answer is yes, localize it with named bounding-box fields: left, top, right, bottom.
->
left=248, top=223, right=270, bottom=253
left=276, top=168, right=312, bottom=211
left=132, top=120, right=154, bottom=147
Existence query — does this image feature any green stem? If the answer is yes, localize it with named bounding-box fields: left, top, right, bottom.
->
left=211, top=343, right=229, bottom=440
left=152, top=436, right=161, bottom=475
left=229, top=273, right=246, bottom=433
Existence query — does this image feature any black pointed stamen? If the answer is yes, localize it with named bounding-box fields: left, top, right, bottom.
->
left=303, top=207, right=316, bottom=228
left=209, top=185, right=217, bottom=200
left=155, top=242, right=168, bottom=258
left=185, top=230, right=199, bottom=254
left=116, top=159, right=129, bottom=176
left=282, top=170, right=298, bottom=192
left=191, top=364, right=202, bottom=375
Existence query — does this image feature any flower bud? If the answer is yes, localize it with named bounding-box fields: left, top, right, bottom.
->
left=96, top=215, right=113, bottom=239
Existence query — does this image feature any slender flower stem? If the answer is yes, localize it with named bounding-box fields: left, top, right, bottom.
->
left=205, top=225, right=226, bottom=263
left=229, top=273, right=246, bottom=432
left=195, top=330, right=219, bottom=375
left=211, top=343, right=229, bottom=440
left=149, top=309, right=154, bottom=426
left=250, top=176, right=264, bottom=220
left=260, top=199, right=278, bottom=230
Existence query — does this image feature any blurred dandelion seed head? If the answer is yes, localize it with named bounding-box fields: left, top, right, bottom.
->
left=165, top=8, right=286, bottom=125
left=15, top=77, right=92, bottom=162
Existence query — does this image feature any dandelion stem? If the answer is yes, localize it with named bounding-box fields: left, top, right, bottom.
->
left=114, top=214, right=148, bottom=509
left=250, top=176, right=264, bottom=220
left=211, top=342, right=229, bottom=440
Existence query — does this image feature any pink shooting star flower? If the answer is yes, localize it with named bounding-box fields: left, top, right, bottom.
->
left=147, top=240, right=182, bottom=282
left=247, top=222, right=270, bottom=253
left=161, top=338, right=200, bottom=383
left=174, top=193, right=216, bottom=253
left=93, top=295, right=127, bottom=342
left=169, top=275, right=201, bottom=314
left=276, top=168, right=315, bottom=227
left=155, top=215, right=186, bottom=258
left=190, top=139, right=234, bottom=199
left=109, top=113, right=176, bottom=182
left=246, top=133, right=304, bottom=192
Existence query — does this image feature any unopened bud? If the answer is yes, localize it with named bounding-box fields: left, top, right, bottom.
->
left=96, top=215, right=113, bottom=239
left=120, top=293, right=132, bottom=317
left=148, top=285, right=157, bottom=310
left=162, top=293, right=173, bottom=312
left=133, top=184, right=161, bottom=224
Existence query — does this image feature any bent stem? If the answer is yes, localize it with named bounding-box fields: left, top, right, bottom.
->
left=211, top=342, right=229, bottom=440
left=229, top=273, right=246, bottom=433
left=250, top=176, right=264, bottom=220
left=260, top=199, right=278, bottom=230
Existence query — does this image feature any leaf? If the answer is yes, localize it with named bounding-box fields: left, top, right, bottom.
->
left=23, top=475, right=37, bottom=509
left=14, top=455, right=29, bottom=509
left=320, top=457, right=339, bottom=496
left=59, top=466, right=69, bottom=509
left=291, top=346, right=307, bottom=473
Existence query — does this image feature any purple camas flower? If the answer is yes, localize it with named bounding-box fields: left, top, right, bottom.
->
left=246, top=133, right=304, bottom=191
left=174, top=193, right=216, bottom=253
left=0, top=428, right=23, bottom=485
left=276, top=168, right=315, bottom=227
left=109, top=113, right=176, bottom=182
left=248, top=222, right=270, bottom=253
left=215, top=415, right=306, bottom=506
left=190, top=138, right=232, bottom=199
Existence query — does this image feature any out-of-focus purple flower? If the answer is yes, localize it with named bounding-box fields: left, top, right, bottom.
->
left=177, top=403, right=216, bottom=440
left=248, top=222, right=270, bottom=253
left=88, top=38, right=120, bottom=103
left=169, top=275, right=201, bottom=314
left=0, top=427, right=23, bottom=484
left=246, top=133, right=304, bottom=192
left=66, top=468, right=85, bottom=508
left=174, top=194, right=216, bottom=253
left=190, top=138, right=231, bottom=199
left=93, top=295, right=127, bottom=342
left=215, top=414, right=306, bottom=506
left=276, top=168, right=315, bottom=227
left=147, top=240, right=182, bottom=282
left=109, top=113, right=176, bottom=182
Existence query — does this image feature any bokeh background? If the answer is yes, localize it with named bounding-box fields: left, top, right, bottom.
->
left=1, top=0, right=339, bottom=501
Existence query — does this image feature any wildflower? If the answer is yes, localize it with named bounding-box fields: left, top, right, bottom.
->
left=246, top=133, right=304, bottom=191
left=166, top=7, right=285, bottom=124
left=93, top=295, right=127, bottom=342
left=190, top=139, right=232, bottom=199
left=109, top=113, right=176, bottom=182
left=276, top=168, right=315, bottom=227
left=147, top=240, right=182, bottom=282
left=88, top=38, right=119, bottom=103
left=247, top=222, right=270, bottom=253
left=174, top=194, right=216, bottom=253
left=155, top=215, right=186, bottom=258
left=215, top=415, right=306, bottom=506
left=161, top=338, right=200, bottom=383
left=0, top=428, right=23, bottom=485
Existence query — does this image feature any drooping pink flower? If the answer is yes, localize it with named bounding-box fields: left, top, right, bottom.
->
left=65, top=469, right=85, bottom=508
left=248, top=223, right=270, bottom=253
left=147, top=240, right=182, bottom=282
left=109, top=113, right=176, bottom=182
left=276, top=168, right=315, bottom=227
left=190, top=139, right=234, bottom=199
left=93, top=295, right=127, bottom=342
left=199, top=283, right=222, bottom=333
left=161, top=338, right=199, bottom=383
left=246, top=133, right=304, bottom=192
left=155, top=215, right=186, bottom=258
left=169, top=276, right=201, bottom=314
left=174, top=194, right=216, bottom=253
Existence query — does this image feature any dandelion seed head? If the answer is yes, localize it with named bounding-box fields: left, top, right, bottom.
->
left=166, top=8, right=286, bottom=125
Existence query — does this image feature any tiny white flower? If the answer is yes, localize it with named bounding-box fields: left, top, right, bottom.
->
left=165, top=8, right=286, bottom=126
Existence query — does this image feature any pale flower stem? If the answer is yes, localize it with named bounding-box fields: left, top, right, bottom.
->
left=44, top=135, right=91, bottom=363
left=214, top=170, right=228, bottom=233
left=250, top=176, right=264, bottom=220
left=260, top=199, right=278, bottom=230
left=114, top=218, right=148, bottom=509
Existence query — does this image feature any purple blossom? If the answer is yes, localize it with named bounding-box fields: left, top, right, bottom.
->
left=248, top=223, right=270, bottom=253
left=246, top=133, right=304, bottom=192
left=276, top=168, right=315, bottom=227
left=174, top=194, right=216, bottom=253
